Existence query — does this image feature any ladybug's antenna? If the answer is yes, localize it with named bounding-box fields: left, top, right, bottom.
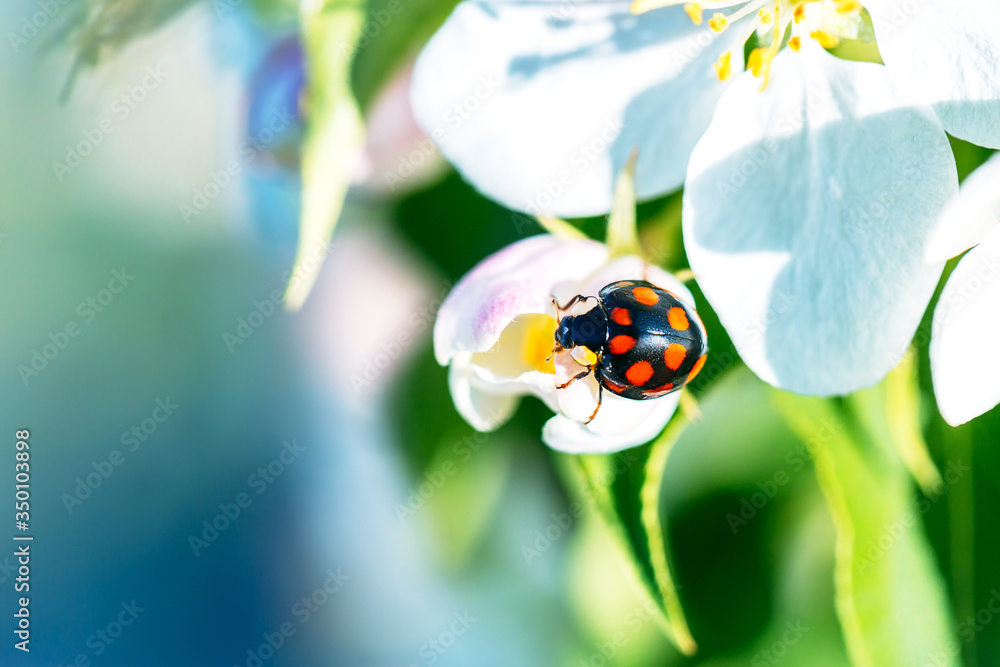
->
left=548, top=297, right=562, bottom=361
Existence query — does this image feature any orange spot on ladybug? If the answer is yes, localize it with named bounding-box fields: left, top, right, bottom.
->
left=687, top=354, right=708, bottom=381
left=603, top=379, right=629, bottom=394
left=667, top=307, right=690, bottom=331
left=632, top=286, right=659, bottom=305
left=625, top=360, right=655, bottom=386
left=609, top=335, right=636, bottom=355
left=650, top=381, right=674, bottom=394
left=664, top=343, right=687, bottom=371
left=611, top=307, right=632, bottom=326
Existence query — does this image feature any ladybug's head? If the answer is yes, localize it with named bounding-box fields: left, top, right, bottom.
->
left=555, top=307, right=607, bottom=353
left=555, top=316, right=575, bottom=350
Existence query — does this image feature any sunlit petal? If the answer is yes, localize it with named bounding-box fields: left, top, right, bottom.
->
left=930, top=225, right=1000, bottom=425
left=684, top=42, right=955, bottom=395
left=926, top=152, right=1000, bottom=262
left=411, top=0, right=746, bottom=216
left=867, top=0, right=1000, bottom=149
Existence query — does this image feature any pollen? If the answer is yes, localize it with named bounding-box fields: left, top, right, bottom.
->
left=714, top=51, right=732, bottom=81
left=788, top=36, right=802, bottom=50
left=810, top=29, right=840, bottom=48
left=683, top=2, right=703, bottom=25
left=747, top=47, right=767, bottom=77
left=793, top=3, right=806, bottom=23
left=757, top=7, right=772, bottom=23
left=664, top=343, right=687, bottom=371
left=708, top=12, right=728, bottom=32
left=626, top=361, right=655, bottom=386
left=609, top=335, right=636, bottom=355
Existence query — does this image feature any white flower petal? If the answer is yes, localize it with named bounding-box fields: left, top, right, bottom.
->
left=449, top=354, right=560, bottom=430
left=930, top=225, right=1000, bottom=425
left=683, top=43, right=955, bottom=395
left=434, top=235, right=607, bottom=365
left=866, top=0, right=1000, bottom=149
left=926, top=152, right=1000, bottom=262
left=411, top=1, right=746, bottom=217
left=543, top=391, right=680, bottom=454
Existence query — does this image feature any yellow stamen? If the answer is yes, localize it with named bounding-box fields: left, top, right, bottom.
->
left=522, top=315, right=558, bottom=374
left=683, top=2, right=703, bottom=25
left=793, top=3, right=806, bottom=23
left=835, top=0, right=862, bottom=13
left=788, top=35, right=802, bottom=50
left=757, top=7, right=772, bottom=23
left=714, top=50, right=732, bottom=80
left=747, top=47, right=766, bottom=77
left=708, top=12, right=728, bottom=32
left=750, top=0, right=785, bottom=90
left=810, top=29, right=841, bottom=48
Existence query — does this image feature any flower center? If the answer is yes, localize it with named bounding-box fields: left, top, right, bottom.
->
left=472, top=314, right=558, bottom=376
left=632, top=0, right=866, bottom=88
left=522, top=314, right=559, bottom=374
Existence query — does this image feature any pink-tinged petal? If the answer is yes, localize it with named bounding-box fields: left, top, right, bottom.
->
left=543, top=391, right=680, bottom=454
left=434, top=235, right=607, bottom=365
left=930, top=225, right=1000, bottom=425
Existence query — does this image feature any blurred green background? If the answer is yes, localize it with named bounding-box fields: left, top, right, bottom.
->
left=1, top=0, right=999, bottom=666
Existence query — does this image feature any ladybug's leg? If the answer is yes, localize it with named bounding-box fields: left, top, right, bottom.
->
left=584, top=383, right=603, bottom=425
left=556, top=368, right=591, bottom=390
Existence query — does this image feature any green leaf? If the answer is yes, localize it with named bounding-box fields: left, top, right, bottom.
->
left=605, top=150, right=642, bottom=259
left=576, top=413, right=697, bottom=656
left=772, top=393, right=959, bottom=667
left=284, top=0, right=367, bottom=311
left=849, top=350, right=942, bottom=494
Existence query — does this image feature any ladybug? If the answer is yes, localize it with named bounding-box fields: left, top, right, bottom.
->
left=553, top=279, right=708, bottom=422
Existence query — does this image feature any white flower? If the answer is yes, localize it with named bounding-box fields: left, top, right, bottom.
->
left=434, top=234, right=697, bottom=453
left=412, top=0, right=1000, bottom=397
left=927, top=153, right=1000, bottom=425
